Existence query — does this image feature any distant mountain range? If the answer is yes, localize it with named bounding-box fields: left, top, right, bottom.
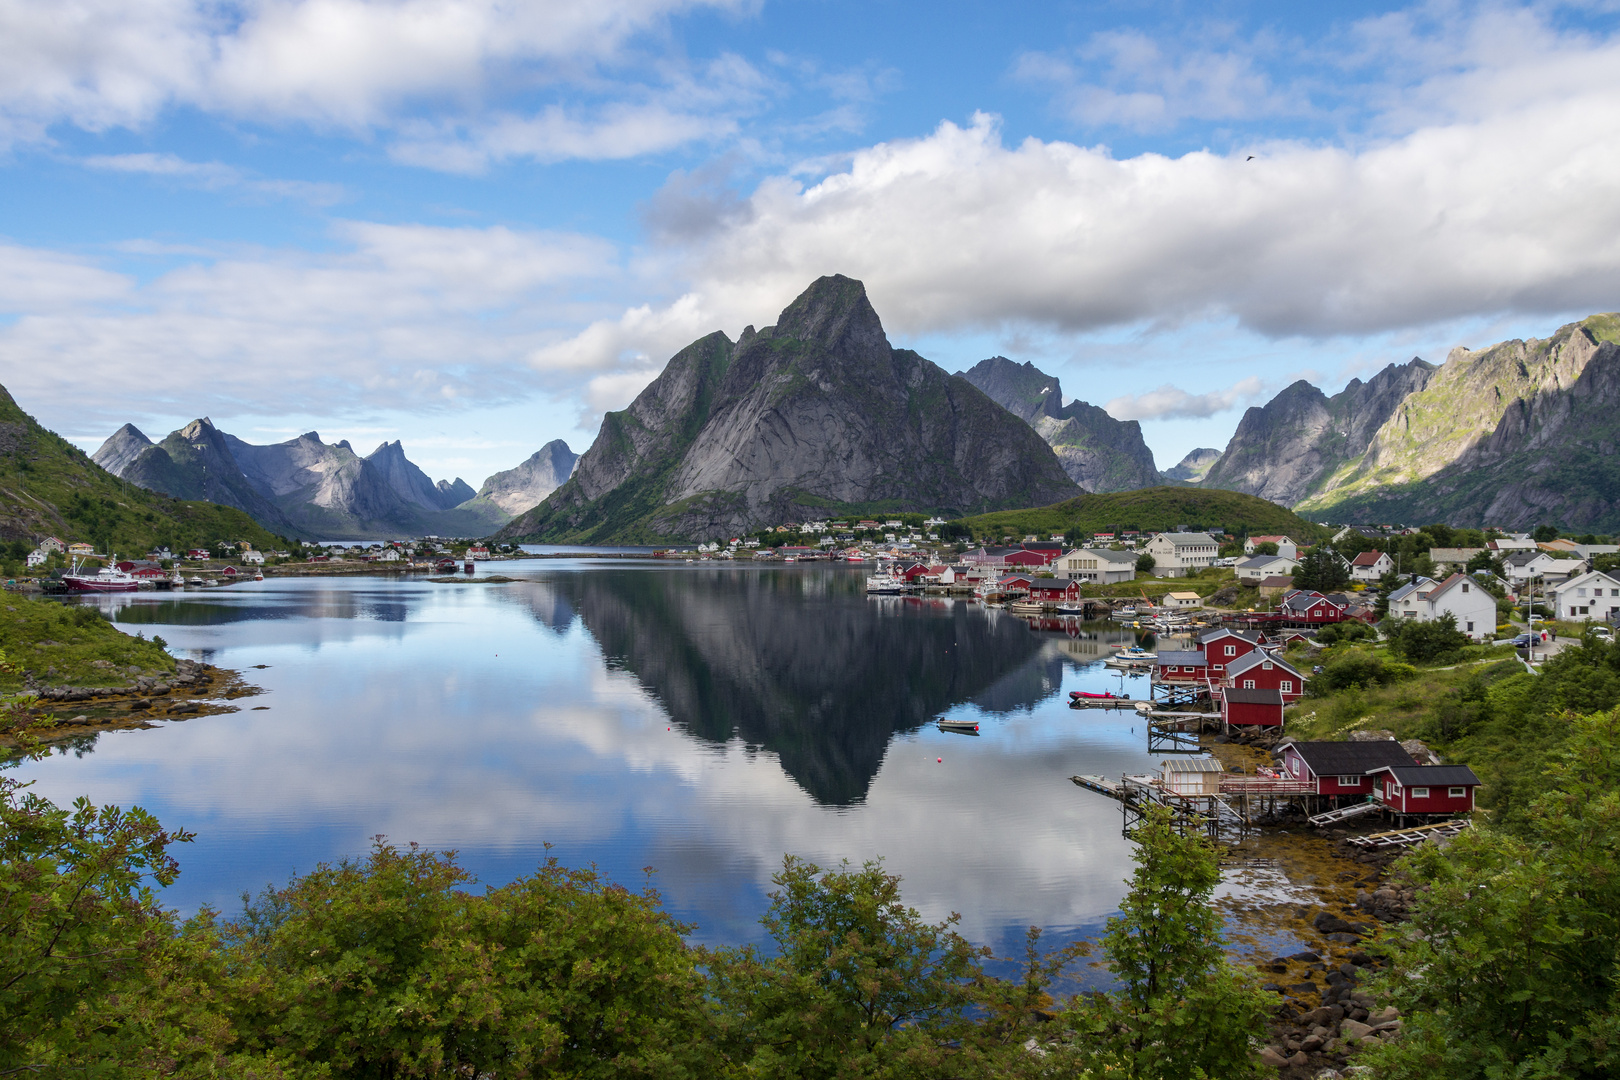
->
left=498, top=275, right=1080, bottom=544
left=956, top=357, right=1162, bottom=491
left=1192, top=313, right=1620, bottom=530
left=93, top=421, right=576, bottom=540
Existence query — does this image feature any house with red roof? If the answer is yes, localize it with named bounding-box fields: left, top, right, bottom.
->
left=1349, top=550, right=1393, bottom=581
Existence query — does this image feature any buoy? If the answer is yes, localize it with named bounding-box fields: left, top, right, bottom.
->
left=937, top=757, right=942, bottom=763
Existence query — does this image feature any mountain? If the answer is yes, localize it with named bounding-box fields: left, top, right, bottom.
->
left=472, top=440, right=577, bottom=515
left=97, top=423, right=505, bottom=540
left=90, top=423, right=153, bottom=476
left=0, top=384, right=284, bottom=554
left=497, top=276, right=1080, bottom=544
left=1201, top=359, right=1437, bottom=506
left=957, top=357, right=1162, bottom=491
left=1165, top=448, right=1222, bottom=483
left=117, top=419, right=301, bottom=535
left=1295, top=315, right=1620, bottom=528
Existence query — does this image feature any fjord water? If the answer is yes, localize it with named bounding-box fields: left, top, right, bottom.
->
left=16, top=562, right=1171, bottom=956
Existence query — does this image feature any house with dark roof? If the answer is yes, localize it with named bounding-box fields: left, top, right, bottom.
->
left=1279, top=590, right=1349, bottom=624
left=1276, top=739, right=1417, bottom=798
left=1196, top=628, right=1268, bottom=679
left=1154, top=650, right=1209, bottom=683
left=1223, top=650, right=1305, bottom=702
left=1367, top=764, right=1481, bottom=815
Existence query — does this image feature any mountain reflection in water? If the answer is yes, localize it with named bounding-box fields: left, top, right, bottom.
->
left=526, top=569, right=1047, bottom=805
left=22, top=564, right=1168, bottom=955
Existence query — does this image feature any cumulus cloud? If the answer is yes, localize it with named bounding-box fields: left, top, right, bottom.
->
left=0, top=0, right=753, bottom=160
left=0, top=222, right=620, bottom=426
left=1105, top=377, right=1265, bottom=421
left=531, top=8, right=1620, bottom=408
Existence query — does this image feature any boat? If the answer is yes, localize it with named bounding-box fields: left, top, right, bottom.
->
left=937, top=718, right=981, bottom=734
left=1008, top=600, right=1043, bottom=615
left=254, top=570, right=265, bottom=581
left=62, top=558, right=138, bottom=593
left=188, top=576, right=205, bottom=586
left=865, top=573, right=905, bottom=594
left=1055, top=603, right=1087, bottom=615
left=1114, top=646, right=1157, bottom=661
left=1070, top=690, right=1130, bottom=700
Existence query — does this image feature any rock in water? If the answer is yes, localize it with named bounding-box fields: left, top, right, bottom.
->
left=499, top=275, right=1079, bottom=543
left=958, top=356, right=1161, bottom=491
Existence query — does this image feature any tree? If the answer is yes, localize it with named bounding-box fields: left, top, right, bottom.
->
left=1251, top=541, right=1279, bottom=556
left=1136, top=553, right=1156, bottom=574
left=706, top=857, right=1054, bottom=1079
left=1465, top=549, right=1503, bottom=577
left=1062, top=807, right=1267, bottom=1080
left=1533, top=524, right=1560, bottom=542
left=1385, top=611, right=1472, bottom=664
left=1362, top=710, right=1620, bottom=1079
left=1293, top=546, right=1350, bottom=591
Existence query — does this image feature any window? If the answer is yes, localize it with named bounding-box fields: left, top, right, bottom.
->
left=1411, top=787, right=1430, bottom=799
left=1262, top=661, right=1273, bottom=670
left=1225, top=644, right=1236, bottom=656
left=1388, top=781, right=1400, bottom=796
left=1242, top=679, right=1256, bottom=689
left=1281, top=680, right=1294, bottom=693
left=1466, top=622, right=1474, bottom=632
left=1462, top=583, right=1469, bottom=592
left=1449, top=787, right=1466, bottom=798
left=1338, top=775, right=1362, bottom=786
left=1579, top=588, right=1588, bottom=597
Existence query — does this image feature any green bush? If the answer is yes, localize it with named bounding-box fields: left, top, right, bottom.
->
left=1315, top=621, right=1376, bottom=646
left=1312, top=648, right=1414, bottom=691
left=1385, top=613, right=1473, bottom=664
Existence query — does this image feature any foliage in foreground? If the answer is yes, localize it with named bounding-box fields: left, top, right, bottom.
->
left=1, top=747, right=1275, bottom=1080
left=1361, top=709, right=1620, bottom=1080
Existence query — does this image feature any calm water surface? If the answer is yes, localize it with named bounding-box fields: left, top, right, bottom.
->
left=17, top=561, right=1181, bottom=958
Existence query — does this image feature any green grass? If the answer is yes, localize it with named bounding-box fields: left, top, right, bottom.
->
left=0, top=593, right=176, bottom=691
left=955, top=487, right=1330, bottom=542
left=0, top=383, right=287, bottom=562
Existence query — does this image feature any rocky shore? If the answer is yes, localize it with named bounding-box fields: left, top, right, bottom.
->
left=5, top=658, right=260, bottom=749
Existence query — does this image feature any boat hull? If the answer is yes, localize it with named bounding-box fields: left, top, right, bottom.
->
left=63, top=578, right=138, bottom=592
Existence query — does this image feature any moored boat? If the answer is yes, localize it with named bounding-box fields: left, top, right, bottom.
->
left=865, top=572, right=904, bottom=593
left=62, top=559, right=138, bottom=593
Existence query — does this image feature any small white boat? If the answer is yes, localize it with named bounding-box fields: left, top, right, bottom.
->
left=866, top=573, right=905, bottom=594
left=1114, top=646, right=1158, bottom=661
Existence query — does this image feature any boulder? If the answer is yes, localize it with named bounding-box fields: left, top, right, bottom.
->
left=1368, top=1006, right=1400, bottom=1025
left=1260, top=1046, right=1290, bottom=1068
left=1339, top=1019, right=1374, bottom=1041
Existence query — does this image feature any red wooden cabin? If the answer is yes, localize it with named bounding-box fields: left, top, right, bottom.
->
left=1222, top=650, right=1306, bottom=702
left=1276, top=740, right=1417, bottom=799
left=1367, top=765, right=1481, bottom=815
left=1221, top=686, right=1285, bottom=728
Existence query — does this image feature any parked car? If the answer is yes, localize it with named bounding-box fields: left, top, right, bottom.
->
left=1590, top=626, right=1615, bottom=642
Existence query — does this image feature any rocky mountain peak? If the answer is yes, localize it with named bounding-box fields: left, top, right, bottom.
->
left=771, top=274, right=890, bottom=366
left=91, top=423, right=153, bottom=477
left=178, top=417, right=218, bottom=441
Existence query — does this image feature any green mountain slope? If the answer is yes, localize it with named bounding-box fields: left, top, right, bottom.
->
left=956, top=486, right=1330, bottom=541
left=0, top=384, right=286, bottom=556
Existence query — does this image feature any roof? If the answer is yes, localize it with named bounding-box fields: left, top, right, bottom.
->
left=1427, top=573, right=1484, bottom=600
left=1278, top=740, right=1417, bottom=775
left=1200, top=628, right=1263, bottom=644
left=1154, top=532, right=1218, bottom=545
left=1238, top=554, right=1294, bottom=569
left=1085, top=547, right=1139, bottom=564
left=1021, top=542, right=1063, bottom=552
left=1350, top=551, right=1388, bottom=567
left=1028, top=579, right=1077, bottom=591
left=1156, top=650, right=1207, bottom=666
left=1162, top=758, right=1225, bottom=773
left=1223, top=687, right=1285, bottom=705
left=1430, top=547, right=1485, bottom=562
left=1165, top=591, right=1201, bottom=600
left=1388, top=577, right=1436, bottom=602
left=1250, top=535, right=1292, bottom=544
left=1257, top=575, right=1296, bottom=588
left=1505, top=550, right=1553, bottom=566
left=1226, top=650, right=1302, bottom=678
left=1367, top=764, right=1482, bottom=786
left=1282, top=591, right=1344, bottom=613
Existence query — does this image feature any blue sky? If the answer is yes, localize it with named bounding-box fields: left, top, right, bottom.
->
left=4, top=0, right=1620, bottom=487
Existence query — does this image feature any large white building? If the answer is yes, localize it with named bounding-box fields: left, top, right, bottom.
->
left=1144, top=532, right=1220, bottom=578
left=1548, top=571, right=1620, bottom=622
left=1387, top=574, right=1498, bottom=640
left=1054, top=547, right=1138, bottom=584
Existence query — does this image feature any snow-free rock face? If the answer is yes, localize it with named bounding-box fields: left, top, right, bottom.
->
left=499, top=275, right=1080, bottom=543
left=120, top=419, right=299, bottom=535
left=1165, top=448, right=1222, bottom=483
left=957, top=357, right=1162, bottom=492
left=1202, top=359, right=1437, bottom=506
left=474, top=440, right=577, bottom=515
left=91, top=423, right=153, bottom=476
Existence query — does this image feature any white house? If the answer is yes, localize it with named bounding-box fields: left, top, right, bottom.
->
left=1387, top=574, right=1497, bottom=640
left=1145, top=532, right=1220, bottom=578
left=1548, top=571, right=1620, bottom=622
left=240, top=549, right=266, bottom=565
left=1503, top=549, right=1575, bottom=585
left=1244, top=535, right=1298, bottom=560
left=1349, top=550, right=1393, bottom=581
left=25, top=547, right=48, bottom=568
left=1236, top=553, right=1300, bottom=582
left=1055, top=547, right=1138, bottom=584
left=1163, top=591, right=1202, bottom=609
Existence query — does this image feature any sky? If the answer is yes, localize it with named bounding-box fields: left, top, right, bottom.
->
left=5, top=0, right=1620, bottom=488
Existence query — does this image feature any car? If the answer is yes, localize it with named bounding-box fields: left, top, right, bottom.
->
left=1509, top=633, right=1536, bottom=648
left=1590, top=626, right=1615, bottom=642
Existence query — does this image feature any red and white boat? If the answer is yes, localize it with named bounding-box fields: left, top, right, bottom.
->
left=63, top=558, right=138, bottom=592
left=1069, top=690, right=1129, bottom=700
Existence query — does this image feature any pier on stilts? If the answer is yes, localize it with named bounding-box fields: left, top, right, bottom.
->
left=1070, top=770, right=1314, bottom=839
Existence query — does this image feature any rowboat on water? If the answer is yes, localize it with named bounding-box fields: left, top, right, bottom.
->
left=1069, top=690, right=1131, bottom=700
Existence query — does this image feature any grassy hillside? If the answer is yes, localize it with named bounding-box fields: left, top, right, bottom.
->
left=954, top=486, right=1331, bottom=540
left=0, top=384, right=287, bottom=560
left=0, top=594, right=176, bottom=692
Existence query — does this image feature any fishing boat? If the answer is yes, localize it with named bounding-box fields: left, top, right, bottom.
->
left=62, top=558, right=138, bottom=593
left=865, top=572, right=905, bottom=593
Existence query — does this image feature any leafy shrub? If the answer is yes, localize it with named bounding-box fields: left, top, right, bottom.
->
left=1315, top=621, right=1376, bottom=646
left=1385, top=613, right=1472, bottom=664
left=1312, top=649, right=1413, bottom=691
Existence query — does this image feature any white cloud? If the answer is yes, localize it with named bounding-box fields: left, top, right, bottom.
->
left=535, top=9, right=1620, bottom=408
left=0, top=0, right=753, bottom=159
left=0, top=222, right=621, bottom=425
left=1105, top=377, right=1264, bottom=421
left=83, top=152, right=345, bottom=204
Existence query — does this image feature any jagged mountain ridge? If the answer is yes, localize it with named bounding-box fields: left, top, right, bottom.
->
left=498, top=275, right=1080, bottom=544
left=1201, top=359, right=1438, bottom=506
left=956, top=357, right=1162, bottom=491
left=90, top=423, right=153, bottom=476
left=473, top=440, right=577, bottom=515
left=96, top=422, right=505, bottom=539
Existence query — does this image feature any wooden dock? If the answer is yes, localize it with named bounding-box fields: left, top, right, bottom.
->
left=1067, top=697, right=1139, bottom=710
left=1347, top=819, right=1471, bottom=848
